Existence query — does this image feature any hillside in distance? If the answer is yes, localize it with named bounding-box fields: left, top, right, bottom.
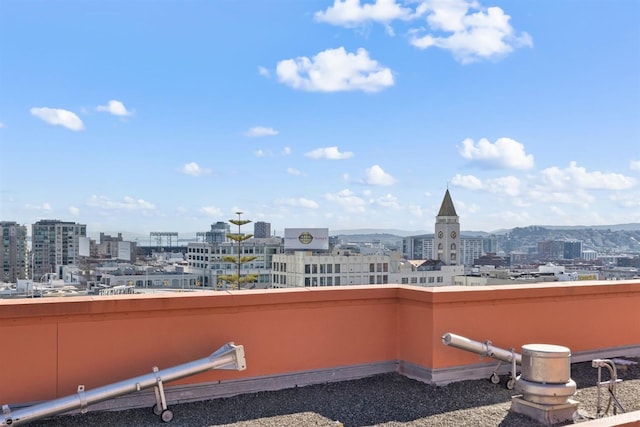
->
left=333, top=224, right=640, bottom=254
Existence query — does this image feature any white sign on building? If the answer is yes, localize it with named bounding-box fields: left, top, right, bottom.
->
left=284, top=228, right=329, bottom=251
left=117, top=241, right=132, bottom=260
left=78, top=236, right=91, bottom=257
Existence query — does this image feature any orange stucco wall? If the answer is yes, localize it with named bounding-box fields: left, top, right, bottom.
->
left=1, top=280, right=639, bottom=406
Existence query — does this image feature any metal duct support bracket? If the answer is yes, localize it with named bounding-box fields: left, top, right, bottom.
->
left=0, top=342, right=246, bottom=426
left=592, top=359, right=626, bottom=418
left=442, top=332, right=521, bottom=389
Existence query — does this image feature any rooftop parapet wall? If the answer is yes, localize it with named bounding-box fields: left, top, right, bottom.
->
left=2, top=281, right=639, bottom=406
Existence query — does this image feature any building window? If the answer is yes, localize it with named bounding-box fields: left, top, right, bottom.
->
left=401, top=277, right=409, bottom=284
left=305, top=264, right=311, bottom=274
left=451, top=243, right=456, bottom=250
left=428, top=277, right=434, bottom=283
left=335, top=264, right=340, bottom=273
left=370, top=263, right=375, bottom=273
left=312, top=264, right=318, bottom=274
left=327, top=264, right=332, bottom=274
left=327, top=277, right=333, bottom=286
left=369, top=275, right=375, bottom=284
left=320, top=264, right=326, bottom=274
left=419, top=277, right=426, bottom=283
left=383, top=263, right=388, bottom=272
left=410, top=277, right=417, bottom=284
left=437, top=277, right=443, bottom=283
left=305, top=277, right=310, bottom=287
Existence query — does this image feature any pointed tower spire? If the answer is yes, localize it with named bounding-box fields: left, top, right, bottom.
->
left=437, top=189, right=458, bottom=217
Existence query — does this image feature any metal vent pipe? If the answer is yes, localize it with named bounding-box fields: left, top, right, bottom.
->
left=442, top=332, right=522, bottom=365
left=0, top=342, right=246, bottom=426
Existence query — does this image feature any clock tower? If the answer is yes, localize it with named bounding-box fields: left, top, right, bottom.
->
left=433, top=189, right=460, bottom=265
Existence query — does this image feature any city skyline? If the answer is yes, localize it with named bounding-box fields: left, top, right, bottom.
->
left=1, top=1, right=639, bottom=235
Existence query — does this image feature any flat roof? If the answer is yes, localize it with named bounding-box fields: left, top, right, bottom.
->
left=27, top=358, right=640, bottom=427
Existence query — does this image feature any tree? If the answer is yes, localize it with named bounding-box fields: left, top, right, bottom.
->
left=218, top=212, right=257, bottom=289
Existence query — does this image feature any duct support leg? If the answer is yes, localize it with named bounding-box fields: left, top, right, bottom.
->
left=152, top=366, right=174, bottom=423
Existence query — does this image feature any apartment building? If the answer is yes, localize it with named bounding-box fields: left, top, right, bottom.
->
left=31, top=220, right=87, bottom=279
left=0, top=221, right=28, bottom=283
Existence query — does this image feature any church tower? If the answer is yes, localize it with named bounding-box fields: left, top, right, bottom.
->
left=433, top=189, right=460, bottom=265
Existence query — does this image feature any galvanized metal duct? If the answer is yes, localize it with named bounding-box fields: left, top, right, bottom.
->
left=0, top=342, right=246, bottom=426
left=441, top=332, right=522, bottom=365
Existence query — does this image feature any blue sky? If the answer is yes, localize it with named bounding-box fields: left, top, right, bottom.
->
left=1, top=0, right=639, bottom=236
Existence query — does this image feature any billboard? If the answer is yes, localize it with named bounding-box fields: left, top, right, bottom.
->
left=284, top=228, right=329, bottom=251
left=117, top=241, right=132, bottom=261
left=78, top=236, right=91, bottom=257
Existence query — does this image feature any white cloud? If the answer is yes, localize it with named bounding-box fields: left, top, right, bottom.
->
left=180, top=162, right=212, bottom=176
left=610, top=192, right=640, bottom=208
left=451, top=174, right=483, bottom=190
left=324, top=189, right=367, bottom=212
left=245, top=126, right=279, bottom=137
left=255, top=149, right=271, bottom=157
left=25, top=202, right=52, bottom=211
left=282, top=146, right=292, bottom=155
left=410, top=2, right=533, bottom=63
left=315, top=0, right=413, bottom=27
left=87, top=195, right=155, bottom=210
left=258, top=66, right=270, bottom=78
left=364, top=164, right=396, bottom=186
left=458, top=137, right=534, bottom=169
left=452, top=174, right=520, bottom=196
left=276, top=198, right=320, bottom=209
left=528, top=188, right=596, bottom=207
left=200, top=206, right=223, bottom=216
left=630, top=160, right=640, bottom=171
left=276, top=47, right=394, bottom=93
left=540, top=162, right=636, bottom=191
left=372, top=193, right=400, bottom=208
left=30, top=107, right=84, bottom=131
left=485, top=176, right=521, bottom=197
left=287, top=167, right=304, bottom=176
left=69, top=206, right=80, bottom=216
left=305, top=146, right=354, bottom=160
left=96, top=100, right=134, bottom=117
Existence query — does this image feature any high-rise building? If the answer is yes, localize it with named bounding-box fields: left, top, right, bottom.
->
left=0, top=221, right=28, bottom=283
left=254, top=221, right=271, bottom=238
left=32, top=220, right=86, bottom=280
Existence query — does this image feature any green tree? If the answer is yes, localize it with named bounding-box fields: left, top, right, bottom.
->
left=218, top=212, right=257, bottom=289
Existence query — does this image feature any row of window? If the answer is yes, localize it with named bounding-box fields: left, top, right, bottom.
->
left=400, top=276, right=443, bottom=284
left=369, top=263, right=389, bottom=272
left=303, top=263, right=341, bottom=274
left=188, top=247, right=266, bottom=255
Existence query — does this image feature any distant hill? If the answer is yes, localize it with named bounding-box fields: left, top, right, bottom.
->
left=332, top=223, right=640, bottom=237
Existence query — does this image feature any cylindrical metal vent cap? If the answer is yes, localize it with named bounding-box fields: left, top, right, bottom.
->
left=521, top=343, right=571, bottom=384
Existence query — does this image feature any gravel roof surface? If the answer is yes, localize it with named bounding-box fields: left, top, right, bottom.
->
left=27, top=358, right=639, bottom=427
